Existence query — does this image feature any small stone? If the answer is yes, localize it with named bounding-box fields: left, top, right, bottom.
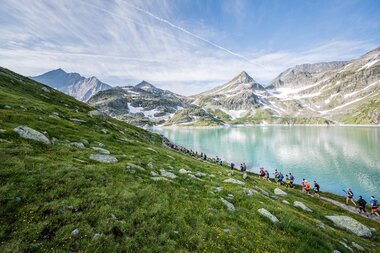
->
left=221, top=228, right=230, bottom=233
left=243, top=173, right=248, bottom=180
left=226, top=194, right=234, bottom=199
left=88, top=110, right=107, bottom=119
left=15, top=196, right=22, bottom=202
left=0, top=129, right=6, bottom=133
left=195, top=172, right=206, bottom=178
left=223, top=178, right=245, bottom=185
left=4, top=105, right=11, bottom=109
left=258, top=208, right=279, bottom=223
left=70, top=118, right=86, bottom=123
left=145, top=147, right=157, bottom=153
left=351, top=242, right=365, bottom=251
left=71, top=229, right=80, bottom=237
left=89, top=154, right=118, bottom=163
left=271, top=195, right=279, bottom=200
left=210, top=174, right=215, bottom=178
left=70, top=142, right=85, bottom=149
left=220, top=197, right=235, bottom=212
left=126, top=163, right=145, bottom=172
left=333, top=251, right=341, bottom=253
left=282, top=200, right=290, bottom=205
left=179, top=168, right=191, bottom=174
left=293, top=201, right=312, bottom=212
left=150, top=171, right=159, bottom=177
left=91, top=147, right=110, bottom=154
left=274, top=188, right=288, bottom=197
left=41, top=87, right=50, bottom=93
left=150, top=176, right=171, bottom=182
left=167, top=155, right=175, bottom=160
left=214, top=187, right=222, bottom=193
left=101, top=129, right=108, bottom=134
left=147, top=162, right=154, bottom=169
left=255, top=187, right=269, bottom=197
left=339, top=242, right=353, bottom=253
left=245, top=189, right=254, bottom=196
left=173, top=231, right=179, bottom=234
left=159, top=169, right=177, bottom=179
left=92, top=233, right=100, bottom=239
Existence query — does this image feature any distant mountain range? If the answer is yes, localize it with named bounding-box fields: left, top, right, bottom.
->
left=31, top=68, right=111, bottom=101
left=30, top=46, right=380, bottom=126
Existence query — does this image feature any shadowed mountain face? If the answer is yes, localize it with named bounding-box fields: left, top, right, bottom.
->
left=31, top=68, right=111, bottom=102
left=31, top=47, right=380, bottom=126
left=88, top=81, right=190, bottom=127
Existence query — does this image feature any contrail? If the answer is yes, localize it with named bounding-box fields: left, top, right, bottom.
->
left=122, top=1, right=252, bottom=62
left=79, top=0, right=273, bottom=73
left=121, top=1, right=274, bottom=73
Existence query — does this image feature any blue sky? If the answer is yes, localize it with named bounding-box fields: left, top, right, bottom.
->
left=0, top=0, right=379, bottom=95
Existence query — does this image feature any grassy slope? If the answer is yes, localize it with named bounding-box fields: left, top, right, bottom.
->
left=0, top=67, right=379, bottom=252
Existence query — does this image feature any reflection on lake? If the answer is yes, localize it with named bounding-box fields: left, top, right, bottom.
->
left=154, top=126, right=380, bottom=198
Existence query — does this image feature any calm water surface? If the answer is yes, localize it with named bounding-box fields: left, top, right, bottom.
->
left=154, top=126, right=380, bottom=199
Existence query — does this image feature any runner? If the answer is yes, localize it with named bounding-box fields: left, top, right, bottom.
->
left=264, top=170, right=270, bottom=181
left=305, top=180, right=311, bottom=195
left=278, top=172, right=284, bottom=185
left=274, top=169, right=279, bottom=184
left=357, top=196, right=367, bottom=215
left=345, top=188, right=357, bottom=207
left=289, top=173, right=295, bottom=189
left=313, top=180, right=320, bottom=197
left=370, top=196, right=380, bottom=219
left=285, top=175, right=290, bottom=188
left=259, top=168, right=265, bottom=179
left=301, top=178, right=306, bottom=192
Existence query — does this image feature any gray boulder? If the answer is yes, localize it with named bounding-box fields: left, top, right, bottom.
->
left=14, top=125, right=50, bottom=144
left=159, top=169, right=177, bottom=179
left=70, top=142, right=85, bottom=149
left=294, top=201, right=312, bottom=212
left=223, top=178, right=245, bottom=185
left=89, top=154, right=118, bottom=163
left=325, top=216, right=372, bottom=238
left=91, top=147, right=110, bottom=154
left=258, top=208, right=279, bottom=223
left=274, top=188, right=288, bottom=197
left=195, top=172, right=207, bottom=178
left=220, top=197, right=235, bottom=212
left=179, top=168, right=191, bottom=174
left=282, top=200, right=290, bottom=205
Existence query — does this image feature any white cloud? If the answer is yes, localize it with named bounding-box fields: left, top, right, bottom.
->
left=0, top=0, right=377, bottom=95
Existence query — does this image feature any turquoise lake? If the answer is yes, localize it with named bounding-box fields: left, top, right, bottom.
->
left=154, top=126, right=380, bottom=199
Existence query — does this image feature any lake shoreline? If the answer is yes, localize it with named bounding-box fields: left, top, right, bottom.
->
left=154, top=123, right=380, bottom=129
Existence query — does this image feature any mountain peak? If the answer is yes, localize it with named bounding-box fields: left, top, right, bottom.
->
left=135, top=80, right=156, bottom=90
left=232, top=71, right=255, bottom=84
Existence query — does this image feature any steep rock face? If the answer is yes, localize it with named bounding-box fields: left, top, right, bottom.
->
left=88, top=81, right=190, bottom=126
left=266, top=47, right=380, bottom=123
left=268, top=61, right=348, bottom=89
left=31, top=69, right=111, bottom=101
left=188, top=71, right=274, bottom=122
